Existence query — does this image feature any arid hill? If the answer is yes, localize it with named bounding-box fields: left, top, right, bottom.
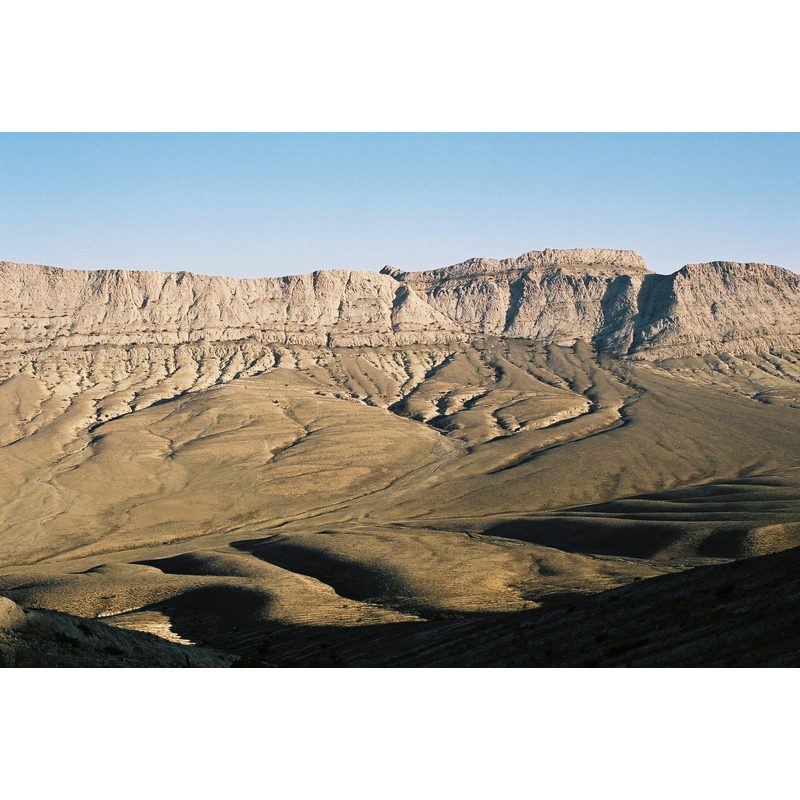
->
left=0, top=248, right=798, bottom=666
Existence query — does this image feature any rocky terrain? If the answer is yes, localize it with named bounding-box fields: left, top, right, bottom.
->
left=226, top=542, right=800, bottom=668
left=1, top=248, right=798, bottom=359
left=0, top=595, right=231, bottom=667
left=0, top=248, right=798, bottom=667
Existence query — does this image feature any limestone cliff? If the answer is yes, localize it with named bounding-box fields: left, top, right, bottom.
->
left=0, top=263, right=458, bottom=352
left=383, top=250, right=800, bottom=358
left=1, top=249, right=798, bottom=367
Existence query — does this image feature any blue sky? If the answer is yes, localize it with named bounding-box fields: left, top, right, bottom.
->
left=1, top=133, right=797, bottom=277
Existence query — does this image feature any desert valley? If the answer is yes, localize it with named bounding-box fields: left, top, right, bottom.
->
left=1, top=247, right=799, bottom=666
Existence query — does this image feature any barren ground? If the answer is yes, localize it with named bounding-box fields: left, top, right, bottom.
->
left=2, top=337, right=800, bottom=665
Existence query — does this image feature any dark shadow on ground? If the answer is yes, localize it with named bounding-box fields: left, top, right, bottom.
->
left=209, top=544, right=800, bottom=668
left=143, top=584, right=273, bottom=649
left=229, top=536, right=456, bottom=619
left=481, top=516, right=685, bottom=559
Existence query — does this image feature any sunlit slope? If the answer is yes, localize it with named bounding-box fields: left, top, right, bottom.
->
left=302, top=343, right=800, bottom=531
left=272, top=343, right=800, bottom=569
left=1, top=340, right=799, bottom=565
left=0, top=367, right=449, bottom=565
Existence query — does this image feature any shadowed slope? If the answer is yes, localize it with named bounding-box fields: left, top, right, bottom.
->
left=483, top=469, right=800, bottom=559
left=240, top=544, right=800, bottom=668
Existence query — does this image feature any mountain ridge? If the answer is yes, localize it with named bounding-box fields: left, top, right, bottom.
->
left=1, top=248, right=798, bottom=360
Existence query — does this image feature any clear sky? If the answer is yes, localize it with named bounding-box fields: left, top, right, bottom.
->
left=1, top=133, right=797, bottom=277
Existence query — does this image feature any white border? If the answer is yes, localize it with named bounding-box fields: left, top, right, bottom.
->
left=2, top=2, right=798, bottom=132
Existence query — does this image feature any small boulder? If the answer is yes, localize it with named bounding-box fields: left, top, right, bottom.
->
left=0, top=596, right=27, bottom=632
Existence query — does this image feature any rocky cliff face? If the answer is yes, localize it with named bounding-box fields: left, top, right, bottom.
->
left=384, top=250, right=800, bottom=357
left=1, top=249, right=798, bottom=367
left=627, top=262, right=800, bottom=358
left=0, top=263, right=458, bottom=352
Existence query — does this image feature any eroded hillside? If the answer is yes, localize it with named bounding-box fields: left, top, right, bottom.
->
left=2, top=248, right=798, bottom=358
left=1, top=249, right=799, bottom=658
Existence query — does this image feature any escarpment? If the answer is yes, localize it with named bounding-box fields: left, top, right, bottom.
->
left=382, top=250, right=800, bottom=357
left=0, top=265, right=459, bottom=353
left=1, top=249, right=798, bottom=377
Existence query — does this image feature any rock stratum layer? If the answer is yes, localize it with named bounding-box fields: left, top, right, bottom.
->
left=1, top=248, right=798, bottom=361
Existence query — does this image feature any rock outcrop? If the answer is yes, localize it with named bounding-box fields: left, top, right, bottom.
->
left=0, top=595, right=232, bottom=667
left=0, top=263, right=459, bottom=352
left=626, top=261, right=800, bottom=358
left=383, top=250, right=800, bottom=357
left=1, top=249, right=798, bottom=366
